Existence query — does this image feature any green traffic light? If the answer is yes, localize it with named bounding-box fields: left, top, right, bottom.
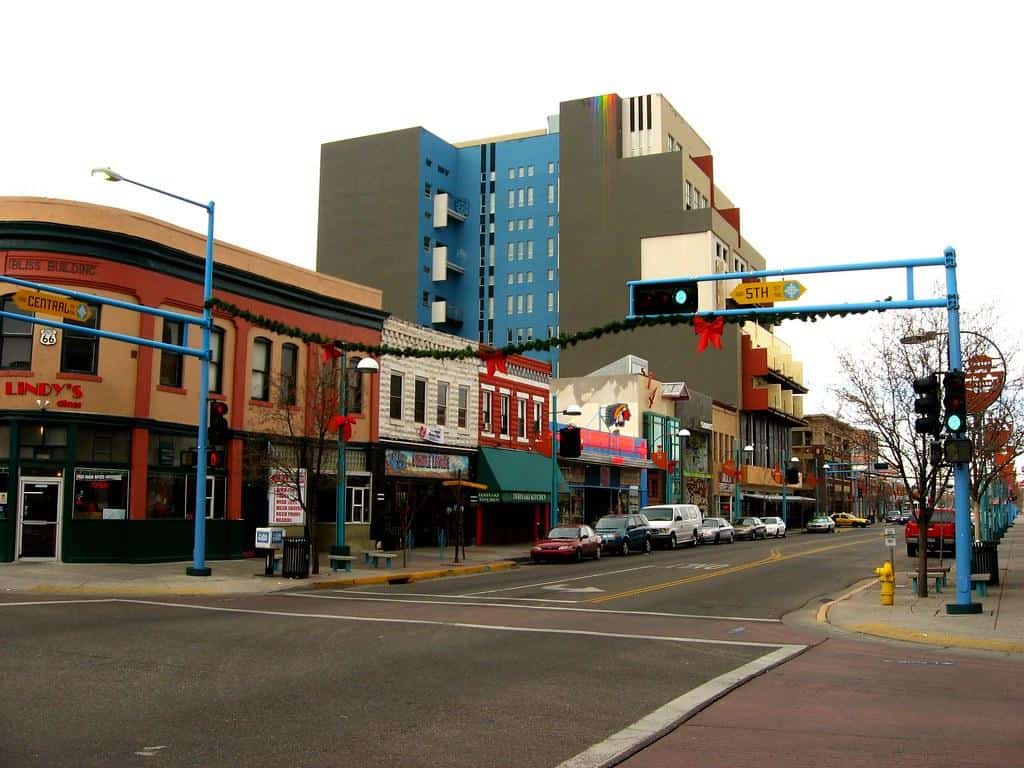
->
left=674, top=289, right=688, bottom=305
left=946, top=414, right=963, bottom=432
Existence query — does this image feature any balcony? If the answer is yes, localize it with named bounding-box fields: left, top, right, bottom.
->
left=433, top=192, right=470, bottom=227
left=431, top=246, right=466, bottom=282
left=431, top=299, right=463, bottom=328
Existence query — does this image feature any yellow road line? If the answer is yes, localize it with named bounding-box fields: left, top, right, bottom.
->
left=850, top=623, right=1024, bottom=654
left=588, top=536, right=875, bottom=604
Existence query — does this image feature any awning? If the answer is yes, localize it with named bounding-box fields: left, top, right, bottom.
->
left=743, top=492, right=816, bottom=503
left=476, top=447, right=566, bottom=504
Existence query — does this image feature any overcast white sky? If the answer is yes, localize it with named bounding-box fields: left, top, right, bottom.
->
left=7, top=1, right=1023, bottom=421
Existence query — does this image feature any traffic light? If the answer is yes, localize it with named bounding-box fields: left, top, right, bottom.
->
left=942, top=371, right=967, bottom=434
left=207, top=449, right=225, bottom=470
left=558, top=426, right=581, bottom=458
left=208, top=400, right=229, bottom=445
left=785, top=466, right=800, bottom=484
left=912, top=374, right=941, bottom=436
left=633, top=279, right=699, bottom=316
left=943, top=437, right=973, bottom=464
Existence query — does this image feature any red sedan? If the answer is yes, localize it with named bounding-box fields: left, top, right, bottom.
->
left=530, top=525, right=603, bottom=563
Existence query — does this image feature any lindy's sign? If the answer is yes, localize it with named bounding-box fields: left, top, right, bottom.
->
left=3, top=380, right=85, bottom=409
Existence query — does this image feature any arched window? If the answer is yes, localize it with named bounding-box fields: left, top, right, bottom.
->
left=0, top=294, right=33, bottom=370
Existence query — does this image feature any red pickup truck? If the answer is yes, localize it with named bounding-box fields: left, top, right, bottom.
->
left=905, top=507, right=955, bottom=557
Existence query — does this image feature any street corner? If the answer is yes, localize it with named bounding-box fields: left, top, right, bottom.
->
left=846, top=623, right=1024, bottom=655
left=308, top=558, right=520, bottom=590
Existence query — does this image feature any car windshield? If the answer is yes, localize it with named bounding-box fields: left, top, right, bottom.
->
left=701, top=519, right=719, bottom=528
left=811, top=517, right=830, bottom=524
left=595, top=518, right=626, bottom=531
left=547, top=527, right=580, bottom=539
left=739, top=518, right=758, bottom=526
left=641, top=507, right=674, bottom=521
left=763, top=518, right=778, bottom=524
left=931, top=509, right=955, bottom=523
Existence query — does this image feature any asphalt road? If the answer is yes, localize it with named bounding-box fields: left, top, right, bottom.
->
left=0, top=527, right=949, bottom=768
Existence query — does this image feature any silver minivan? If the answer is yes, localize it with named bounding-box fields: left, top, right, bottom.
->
left=640, top=504, right=702, bottom=549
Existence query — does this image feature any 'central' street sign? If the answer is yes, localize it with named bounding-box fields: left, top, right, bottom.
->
left=13, top=290, right=93, bottom=322
left=730, top=280, right=806, bottom=305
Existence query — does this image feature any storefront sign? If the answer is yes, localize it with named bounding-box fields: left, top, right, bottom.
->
left=268, top=469, right=306, bottom=525
left=385, top=450, right=470, bottom=478
left=418, top=425, right=445, bottom=444
left=3, top=380, right=85, bottom=409
left=4, top=254, right=100, bottom=278
left=477, top=491, right=549, bottom=504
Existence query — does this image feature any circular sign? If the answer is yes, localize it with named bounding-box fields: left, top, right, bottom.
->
left=964, top=354, right=1005, bottom=414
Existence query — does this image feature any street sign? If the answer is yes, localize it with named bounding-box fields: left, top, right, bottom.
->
left=13, top=290, right=93, bottom=322
left=884, top=527, right=897, bottom=548
left=729, top=280, right=806, bottom=305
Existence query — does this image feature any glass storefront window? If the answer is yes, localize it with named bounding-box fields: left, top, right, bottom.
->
left=148, top=433, right=197, bottom=468
left=73, top=469, right=129, bottom=520
left=18, top=424, right=67, bottom=461
left=76, top=428, right=131, bottom=463
left=146, top=472, right=187, bottom=519
left=0, top=424, right=8, bottom=459
left=0, top=468, right=8, bottom=519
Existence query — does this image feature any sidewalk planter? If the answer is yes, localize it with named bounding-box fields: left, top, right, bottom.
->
left=971, top=540, right=1000, bottom=585
left=282, top=537, right=310, bottom=579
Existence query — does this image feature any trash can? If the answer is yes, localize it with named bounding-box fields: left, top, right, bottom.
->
left=282, top=537, right=310, bottom=579
left=971, top=540, right=999, bottom=586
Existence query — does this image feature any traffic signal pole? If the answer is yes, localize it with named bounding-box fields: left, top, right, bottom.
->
left=943, top=247, right=979, bottom=613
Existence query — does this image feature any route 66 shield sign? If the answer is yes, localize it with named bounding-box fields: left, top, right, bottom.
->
left=39, top=328, right=57, bottom=346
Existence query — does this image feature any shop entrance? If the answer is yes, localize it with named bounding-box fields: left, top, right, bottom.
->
left=17, top=477, right=63, bottom=559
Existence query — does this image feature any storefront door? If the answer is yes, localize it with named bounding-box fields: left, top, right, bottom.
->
left=17, top=477, right=63, bottom=559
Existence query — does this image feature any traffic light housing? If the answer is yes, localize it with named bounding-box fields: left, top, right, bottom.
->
left=785, top=466, right=800, bottom=484
left=912, top=374, right=941, bottom=436
left=942, top=371, right=967, bottom=434
left=943, top=437, right=973, bottom=464
left=633, top=279, right=699, bottom=317
left=207, top=449, right=225, bottom=470
left=208, top=400, right=229, bottom=445
left=558, top=426, right=581, bottom=458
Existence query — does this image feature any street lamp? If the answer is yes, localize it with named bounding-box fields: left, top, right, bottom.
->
left=334, top=353, right=379, bottom=557
left=733, top=443, right=754, bottom=521
left=550, top=397, right=582, bottom=530
left=93, top=167, right=215, bottom=577
left=676, top=428, right=691, bottom=504
left=781, top=455, right=799, bottom=526
left=823, top=463, right=831, bottom=518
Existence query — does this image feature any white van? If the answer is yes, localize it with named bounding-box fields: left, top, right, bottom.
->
left=640, top=504, right=702, bottom=549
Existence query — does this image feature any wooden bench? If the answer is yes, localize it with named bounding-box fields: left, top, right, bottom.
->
left=970, top=573, right=989, bottom=597
left=907, top=568, right=950, bottom=593
left=363, top=551, right=398, bottom=569
left=328, top=554, right=355, bottom=573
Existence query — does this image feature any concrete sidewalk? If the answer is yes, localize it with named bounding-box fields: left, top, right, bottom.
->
left=0, top=544, right=531, bottom=597
left=825, top=520, right=1023, bottom=654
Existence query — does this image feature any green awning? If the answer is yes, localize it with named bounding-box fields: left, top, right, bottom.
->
left=477, top=447, right=567, bottom=504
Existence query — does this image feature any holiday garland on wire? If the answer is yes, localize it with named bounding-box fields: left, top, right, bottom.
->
left=205, top=296, right=882, bottom=361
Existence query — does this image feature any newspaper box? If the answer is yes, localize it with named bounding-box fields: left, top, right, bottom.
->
left=255, top=527, right=285, bottom=576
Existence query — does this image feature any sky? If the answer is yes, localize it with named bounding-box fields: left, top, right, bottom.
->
left=7, top=1, right=1023, bottom=422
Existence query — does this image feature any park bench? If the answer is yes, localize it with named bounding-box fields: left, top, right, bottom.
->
left=363, top=551, right=398, bottom=569
left=328, top=554, right=356, bottom=573
left=906, top=567, right=951, bottom=594
left=970, top=573, right=989, bottom=597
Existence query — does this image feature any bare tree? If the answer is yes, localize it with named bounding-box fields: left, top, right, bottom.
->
left=259, top=356, right=340, bottom=575
left=833, top=307, right=1022, bottom=595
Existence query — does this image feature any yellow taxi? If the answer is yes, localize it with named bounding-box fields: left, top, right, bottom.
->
left=831, top=512, right=870, bottom=528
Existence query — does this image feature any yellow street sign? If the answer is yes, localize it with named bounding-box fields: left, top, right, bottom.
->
left=730, top=280, right=806, bottom=305
left=12, top=290, right=93, bottom=322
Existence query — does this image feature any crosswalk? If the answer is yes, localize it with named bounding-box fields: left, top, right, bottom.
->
left=664, top=562, right=730, bottom=571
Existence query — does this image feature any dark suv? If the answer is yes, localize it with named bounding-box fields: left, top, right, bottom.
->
left=595, top=514, right=653, bottom=556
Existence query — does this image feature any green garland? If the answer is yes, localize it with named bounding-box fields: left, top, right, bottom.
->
left=205, top=296, right=878, bottom=361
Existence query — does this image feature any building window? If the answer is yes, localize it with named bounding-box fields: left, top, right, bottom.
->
left=685, top=181, right=693, bottom=209
left=458, top=385, right=469, bottom=428
left=414, top=377, right=427, bottom=424
left=547, top=238, right=554, bottom=258
left=547, top=215, right=555, bottom=227
left=508, top=168, right=515, bottom=180
left=437, top=381, right=448, bottom=426
left=508, top=189, right=515, bottom=208
left=506, top=328, right=513, bottom=344
left=423, top=236, right=431, bottom=251
left=533, top=401, right=543, bottom=436
left=527, top=218, right=534, bottom=230
left=159, top=319, right=184, bottom=388
left=547, top=292, right=554, bottom=311
left=517, top=219, right=524, bottom=231
left=507, top=220, right=514, bottom=232
left=500, top=394, right=510, bottom=436
left=526, top=272, right=534, bottom=284
left=527, top=241, right=534, bottom=259
left=481, top=390, right=493, bottom=432
left=517, top=189, right=525, bottom=207
left=0, top=294, right=33, bottom=370
left=424, top=182, right=432, bottom=198
left=281, top=343, right=298, bottom=406
left=506, top=296, right=514, bottom=316
left=517, top=241, right=524, bottom=260
left=526, top=295, right=534, bottom=313
left=59, top=303, right=100, bottom=375
left=526, top=327, right=534, bottom=341
left=547, top=268, right=554, bottom=281
left=422, top=291, right=430, bottom=308
left=547, top=184, right=555, bottom=204
left=507, top=242, right=514, bottom=261
left=527, top=164, right=534, bottom=177
left=208, top=326, right=225, bottom=394
left=347, top=481, right=371, bottom=523
left=517, top=398, right=527, bottom=438
left=389, top=373, right=403, bottom=419
left=517, top=295, right=524, bottom=314
left=547, top=161, right=555, bottom=174
left=527, top=187, right=534, bottom=206
left=507, top=273, right=514, bottom=286
left=250, top=337, right=271, bottom=401
left=517, top=166, right=524, bottom=178
left=347, top=358, right=364, bottom=414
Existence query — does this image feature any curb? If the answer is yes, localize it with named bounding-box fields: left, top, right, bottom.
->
left=310, top=559, right=519, bottom=590
left=846, top=623, right=1024, bottom=654
left=816, top=578, right=879, bottom=623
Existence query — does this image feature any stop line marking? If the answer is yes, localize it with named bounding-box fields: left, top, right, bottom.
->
left=664, top=562, right=730, bottom=571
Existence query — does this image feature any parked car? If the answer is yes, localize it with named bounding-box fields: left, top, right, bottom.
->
left=530, top=525, right=603, bottom=563
left=884, top=510, right=903, bottom=524
left=697, top=516, right=735, bottom=544
left=640, top=503, right=702, bottom=549
left=831, top=512, right=870, bottom=528
left=905, top=506, right=955, bottom=557
left=898, top=510, right=913, bottom=525
left=761, top=516, right=787, bottom=538
left=806, top=515, right=836, bottom=533
left=594, top=514, right=653, bottom=556
left=733, top=516, right=768, bottom=540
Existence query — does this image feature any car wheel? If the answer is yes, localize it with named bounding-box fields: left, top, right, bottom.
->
left=644, top=537, right=653, bottom=555
left=692, top=530, right=699, bottom=547
left=782, top=530, right=787, bottom=538
left=594, top=546, right=601, bottom=560
left=907, top=544, right=917, bottom=557
left=621, top=540, right=630, bottom=557
left=575, top=548, right=583, bottom=563
left=669, top=533, right=677, bottom=550
left=728, top=532, right=735, bottom=543
left=532, top=555, right=541, bottom=564
left=714, top=532, right=720, bottom=545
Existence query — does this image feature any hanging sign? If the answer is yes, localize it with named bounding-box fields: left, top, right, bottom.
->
left=730, top=280, right=806, bottom=305
left=12, top=290, right=93, bottom=322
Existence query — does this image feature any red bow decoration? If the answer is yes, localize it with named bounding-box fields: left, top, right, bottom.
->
left=329, top=414, right=358, bottom=441
left=322, top=344, right=343, bottom=364
left=482, top=350, right=507, bottom=377
left=694, top=317, right=725, bottom=353
left=722, top=459, right=741, bottom=481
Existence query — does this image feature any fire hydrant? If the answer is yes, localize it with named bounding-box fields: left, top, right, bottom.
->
left=874, top=561, right=894, bottom=606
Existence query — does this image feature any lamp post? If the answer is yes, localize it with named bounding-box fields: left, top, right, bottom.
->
left=550, top=395, right=582, bottom=530
left=733, top=443, right=754, bottom=521
left=823, top=463, right=832, bottom=518
left=93, top=167, right=215, bottom=577
left=677, top=428, right=691, bottom=504
left=334, top=353, right=379, bottom=557
left=782, top=455, right=799, bottom=526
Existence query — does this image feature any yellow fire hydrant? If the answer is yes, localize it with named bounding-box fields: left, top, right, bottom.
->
left=874, top=561, right=894, bottom=606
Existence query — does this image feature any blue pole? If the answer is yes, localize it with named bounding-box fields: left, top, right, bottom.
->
left=334, top=350, right=348, bottom=555
left=187, top=201, right=214, bottom=577
left=550, top=393, right=558, bottom=531
left=943, top=247, right=980, bottom=614
left=781, top=451, right=788, bottom=527
left=733, top=444, right=741, bottom=522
